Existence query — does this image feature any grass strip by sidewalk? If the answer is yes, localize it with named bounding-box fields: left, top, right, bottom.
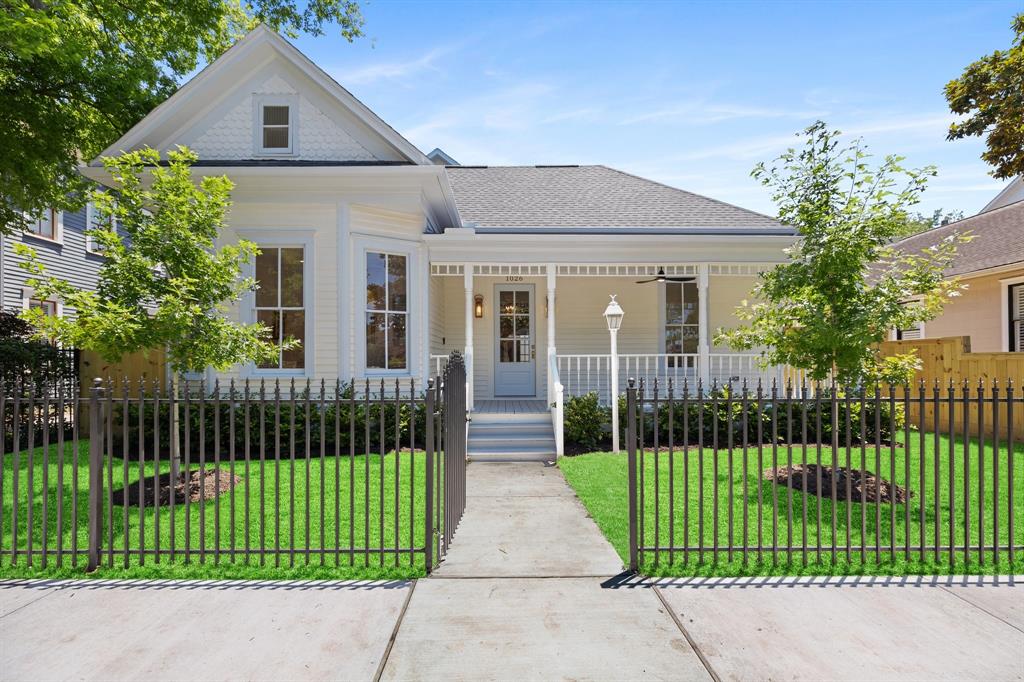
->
left=560, top=433, right=1024, bottom=577
left=1, top=440, right=437, bottom=580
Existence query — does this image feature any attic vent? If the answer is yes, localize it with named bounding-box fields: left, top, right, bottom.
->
left=255, top=95, right=296, bottom=155
left=262, top=106, right=290, bottom=149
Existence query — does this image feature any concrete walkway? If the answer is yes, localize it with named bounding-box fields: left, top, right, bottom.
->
left=432, top=462, right=622, bottom=578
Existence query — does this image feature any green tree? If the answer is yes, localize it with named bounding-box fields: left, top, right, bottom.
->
left=896, top=208, right=965, bottom=239
left=945, top=13, right=1024, bottom=179
left=0, top=0, right=364, bottom=235
left=716, top=122, right=969, bottom=386
left=16, top=146, right=284, bottom=374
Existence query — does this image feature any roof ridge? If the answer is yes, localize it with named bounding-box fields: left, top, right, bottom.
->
left=890, top=199, right=1024, bottom=248
left=595, top=165, right=783, bottom=226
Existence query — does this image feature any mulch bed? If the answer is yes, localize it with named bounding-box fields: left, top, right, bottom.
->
left=763, top=464, right=912, bottom=504
left=112, top=468, right=241, bottom=507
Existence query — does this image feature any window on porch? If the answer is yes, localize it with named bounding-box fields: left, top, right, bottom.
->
left=665, top=281, right=699, bottom=364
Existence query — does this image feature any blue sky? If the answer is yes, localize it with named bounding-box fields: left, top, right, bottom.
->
left=289, top=1, right=1019, bottom=218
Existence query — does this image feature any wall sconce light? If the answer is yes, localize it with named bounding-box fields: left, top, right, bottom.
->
left=474, top=294, right=484, bottom=318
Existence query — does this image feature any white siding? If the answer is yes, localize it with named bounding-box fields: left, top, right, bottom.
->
left=708, top=275, right=759, bottom=350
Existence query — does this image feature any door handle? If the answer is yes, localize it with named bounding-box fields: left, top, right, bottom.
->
left=531, top=345, right=536, bottom=360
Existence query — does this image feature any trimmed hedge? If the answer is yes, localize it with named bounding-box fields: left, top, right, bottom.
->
left=563, top=389, right=905, bottom=452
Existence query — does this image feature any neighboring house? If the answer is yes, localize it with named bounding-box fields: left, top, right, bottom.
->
left=79, top=25, right=796, bottom=451
left=890, top=200, right=1024, bottom=352
left=0, top=203, right=108, bottom=321
left=982, top=177, right=1024, bottom=213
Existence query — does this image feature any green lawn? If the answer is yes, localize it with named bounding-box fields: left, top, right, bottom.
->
left=560, top=433, right=1024, bottom=577
left=1, top=441, right=439, bottom=580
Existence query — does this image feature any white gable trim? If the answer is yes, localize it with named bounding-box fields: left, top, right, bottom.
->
left=95, top=25, right=428, bottom=165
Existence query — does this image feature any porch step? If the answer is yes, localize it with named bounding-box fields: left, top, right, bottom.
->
left=468, top=410, right=555, bottom=462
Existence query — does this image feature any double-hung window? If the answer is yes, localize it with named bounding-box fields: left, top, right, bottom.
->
left=1010, top=283, right=1023, bottom=352
left=365, top=252, right=407, bottom=370
left=25, top=209, right=58, bottom=240
left=255, top=246, right=305, bottom=369
left=664, top=281, right=699, bottom=361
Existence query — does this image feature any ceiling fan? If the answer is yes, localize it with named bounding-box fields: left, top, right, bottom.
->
left=635, top=267, right=695, bottom=284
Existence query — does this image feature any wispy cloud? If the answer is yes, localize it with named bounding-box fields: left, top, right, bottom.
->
left=336, top=46, right=454, bottom=85
left=620, top=102, right=828, bottom=126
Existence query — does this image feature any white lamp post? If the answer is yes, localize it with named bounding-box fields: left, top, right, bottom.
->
left=603, top=295, right=625, bottom=454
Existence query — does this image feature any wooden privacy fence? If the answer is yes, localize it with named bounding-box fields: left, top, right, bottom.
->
left=625, top=378, right=1023, bottom=574
left=879, top=336, right=1024, bottom=439
left=77, top=348, right=167, bottom=397
left=0, top=354, right=469, bottom=574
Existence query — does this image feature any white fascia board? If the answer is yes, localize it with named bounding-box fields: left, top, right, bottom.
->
left=469, top=226, right=796, bottom=236
left=423, top=233, right=793, bottom=264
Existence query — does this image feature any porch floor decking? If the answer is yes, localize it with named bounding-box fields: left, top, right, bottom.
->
left=474, top=399, right=548, bottom=414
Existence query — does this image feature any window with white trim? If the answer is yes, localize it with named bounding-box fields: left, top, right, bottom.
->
left=894, top=301, right=923, bottom=340
left=254, top=247, right=305, bottom=369
left=260, top=104, right=292, bottom=153
left=365, top=252, right=407, bottom=370
left=25, top=209, right=58, bottom=240
left=29, top=298, right=56, bottom=317
left=1010, top=283, right=1023, bottom=352
left=664, top=281, right=699, bottom=357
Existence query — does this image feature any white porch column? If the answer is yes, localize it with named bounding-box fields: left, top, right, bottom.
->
left=698, top=263, right=711, bottom=387
left=546, top=263, right=556, bottom=401
left=463, top=265, right=474, bottom=410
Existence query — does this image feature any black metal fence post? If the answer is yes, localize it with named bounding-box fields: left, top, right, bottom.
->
left=626, top=377, right=638, bottom=572
left=87, top=378, right=105, bottom=572
left=424, top=378, right=436, bottom=573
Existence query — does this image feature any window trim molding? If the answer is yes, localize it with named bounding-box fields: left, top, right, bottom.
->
left=657, top=280, right=700, bottom=356
left=237, top=230, right=316, bottom=378
left=21, top=287, right=64, bottom=318
left=252, top=94, right=299, bottom=157
left=353, top=235, right=421, bottom=380
left=22, top=208, right=64, bottom=245
left=891, top=296, right=925, bottom=341
left=1000, top=274, right=1024, bottom=352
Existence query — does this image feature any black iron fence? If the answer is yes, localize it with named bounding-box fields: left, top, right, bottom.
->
left=626, top=378, right=1023, bottom=573
left=0, top=353, right=469, bottom=574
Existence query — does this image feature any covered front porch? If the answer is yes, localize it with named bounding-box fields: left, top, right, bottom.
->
left=428, top=262, right=784, bottom=410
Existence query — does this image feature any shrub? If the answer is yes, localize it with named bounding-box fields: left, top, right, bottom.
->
left=563, top=392, right=606, bottom=451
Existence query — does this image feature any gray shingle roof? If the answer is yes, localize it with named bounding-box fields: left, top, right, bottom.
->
left=890, top=200, right=1024, bottom=276
left=444, top=165, right=784, bottom=230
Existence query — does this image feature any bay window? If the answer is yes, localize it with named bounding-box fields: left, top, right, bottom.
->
left=366, top=252, right=407, bottom=370
left=255, top=246, right=305, bottom=369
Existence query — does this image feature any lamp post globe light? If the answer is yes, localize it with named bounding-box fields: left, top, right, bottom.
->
left=603, top=295, right=624, bottom=454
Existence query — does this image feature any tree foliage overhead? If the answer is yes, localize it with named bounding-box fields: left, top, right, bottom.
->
left=0, top=0, right=364, bottom=235
left=16, top=147, right=287, bottom=373
left=945, top=13, right=1024, bottom=180
left=716, top=122, right=969, bottom=386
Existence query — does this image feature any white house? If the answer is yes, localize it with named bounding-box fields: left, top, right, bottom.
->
left=82, top=26, right=796, bottom=458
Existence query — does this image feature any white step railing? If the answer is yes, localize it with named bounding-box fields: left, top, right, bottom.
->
left=429, top=354, right=447, bottom=378
left=548, top=351, right=564, bottom=457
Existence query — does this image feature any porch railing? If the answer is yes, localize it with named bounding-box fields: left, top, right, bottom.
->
left=556, top=353, right=782, bottom=403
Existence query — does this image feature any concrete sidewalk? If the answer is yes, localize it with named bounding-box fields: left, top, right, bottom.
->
left=0, top=578, right=411, bottom=681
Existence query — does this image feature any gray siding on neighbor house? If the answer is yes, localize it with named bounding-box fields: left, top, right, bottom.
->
left=1, top=205, right=105, bottom=318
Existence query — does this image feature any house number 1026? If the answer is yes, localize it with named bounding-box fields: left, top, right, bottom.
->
left=505, top=275, right=523, bottom=282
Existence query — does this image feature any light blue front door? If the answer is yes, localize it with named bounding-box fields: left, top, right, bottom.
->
left=493, top=284, right=536, bottom=397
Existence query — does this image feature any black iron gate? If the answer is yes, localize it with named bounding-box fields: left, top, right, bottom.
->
left=426, top=352, right=468, bottom=569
